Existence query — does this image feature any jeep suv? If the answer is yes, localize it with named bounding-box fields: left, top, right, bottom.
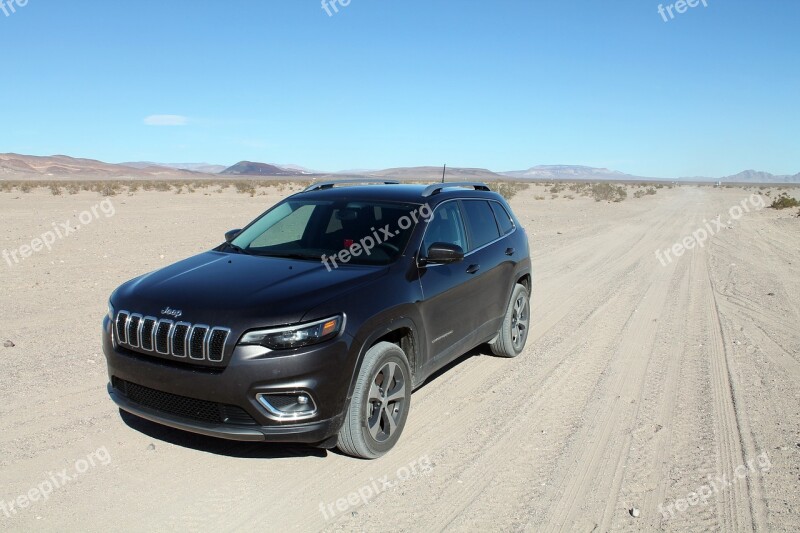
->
left=103, top=181, right=532, bottom=458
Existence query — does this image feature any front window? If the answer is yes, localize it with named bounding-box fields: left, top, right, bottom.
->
left=422, top=202, right=468, bottom=253
left=229, top=199, right=421, bottom=265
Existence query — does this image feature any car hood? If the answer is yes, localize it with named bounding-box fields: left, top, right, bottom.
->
left=112, top=251, right=388, bottom=328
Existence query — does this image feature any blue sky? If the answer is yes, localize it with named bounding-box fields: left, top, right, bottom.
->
left=0, top=0, right=797, bottom=178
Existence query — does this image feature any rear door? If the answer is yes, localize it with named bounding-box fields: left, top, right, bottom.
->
left=458, top=199, right=510, bottom=340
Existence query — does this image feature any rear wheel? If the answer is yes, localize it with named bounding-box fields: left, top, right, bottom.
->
left=337, top=342, right=411, bottom=459
left=489, top=283, right=530, bottom=358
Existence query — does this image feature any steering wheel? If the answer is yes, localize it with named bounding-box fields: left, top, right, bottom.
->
left=377, top=242, right=399, bottom=254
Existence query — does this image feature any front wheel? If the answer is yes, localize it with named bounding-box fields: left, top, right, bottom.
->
left=337, top=342, right=411, bottom=459
left=489, top=283, right=531, bottom=358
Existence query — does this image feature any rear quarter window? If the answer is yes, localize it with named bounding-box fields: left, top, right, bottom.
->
left=461, top=200, right=501, bottom=251
left=490, top=202, right=515, bottom=236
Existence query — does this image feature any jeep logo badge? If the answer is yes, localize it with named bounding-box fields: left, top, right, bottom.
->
left=161, top=307, right=183, bottom=319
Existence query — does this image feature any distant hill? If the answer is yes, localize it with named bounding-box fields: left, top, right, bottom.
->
left=220, top=161, right=310, bottom=177
left=0, top=153, right=200, bottom=180
left=721, top=170, right=800, bottom=184
left=121, top=162, right=228, bottom=174
left=501, top=165, right=653, bottom=182
left=367, top=166, right=507, bottom=182
left=2, top=153, right=797, bottom=184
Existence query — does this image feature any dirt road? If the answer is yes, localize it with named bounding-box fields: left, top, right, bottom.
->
left=1, top=185, right=798, bottom=531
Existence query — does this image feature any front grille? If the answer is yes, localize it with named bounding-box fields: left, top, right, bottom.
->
left=112, top=377, right=257, bottom=426
left=114, top=311, right=230, bottom=363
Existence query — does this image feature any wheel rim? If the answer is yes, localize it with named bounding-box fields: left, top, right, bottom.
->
left=366, top=361, right=406, bottom=443
left=510, top=295, right=529, bottom=351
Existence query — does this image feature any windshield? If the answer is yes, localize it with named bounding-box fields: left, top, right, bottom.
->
left=229, top=199, right=422, bottom=266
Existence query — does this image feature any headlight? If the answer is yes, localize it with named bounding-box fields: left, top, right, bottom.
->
left=239, top=315, right=343, bottom=350
left=107, top=301, right=115, bottom=322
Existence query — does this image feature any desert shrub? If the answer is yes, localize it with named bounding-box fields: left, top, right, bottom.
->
left=549, top=184, right=564, bottom=194
left=568, top=182, right=590, bottom=195
left=490, top=182, right=529, bottom=201
left=534, top=195, right=545, bottom=200
left=646, top=187, right=657, bottom=195
left=590, top=183, right=627, bottom=203
left=234, top=181, right=257, bottom=196
left=100, top=182, right=120, bottom=197
left=634, top=190, right=645, bottom=199
left=49, top=183, right=62, bottom=195
left=66, top=183, right=80, bottom=195
left=770, top=193, right=800, bottom=210
left=20, top=182, right=33, bottom=193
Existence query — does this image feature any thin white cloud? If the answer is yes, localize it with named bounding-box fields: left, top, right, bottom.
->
left=144, top=115, right=189, bottom=126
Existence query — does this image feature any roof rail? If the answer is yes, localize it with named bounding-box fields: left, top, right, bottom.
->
left=421, top=182, right=492, bottom=197
left=302, top=179, right=400, bottom=193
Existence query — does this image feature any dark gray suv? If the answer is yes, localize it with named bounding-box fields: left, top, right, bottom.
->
left=104, top=181, right=532, bottom=458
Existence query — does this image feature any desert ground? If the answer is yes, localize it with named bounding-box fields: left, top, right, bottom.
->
left=0, top=182, right=798, bottom=532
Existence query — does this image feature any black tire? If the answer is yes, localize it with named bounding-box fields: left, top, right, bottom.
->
left=489, top=283, right=531, bottom=358
left=337, top=342, right=412, bottom=459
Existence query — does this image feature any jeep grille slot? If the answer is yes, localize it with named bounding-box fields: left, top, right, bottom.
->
left=115, top=312, right=129, bottom=344
left=114, top=311, right=231, bottom=364
left=172, top=324, right=190, bottom=357
left=189, top=326, right=209, bottom=360
left=207, top=329, right=229, bottom=362
left=155, top=320, right=172, bottom=354
left=127, top=315, right=142, bottom=348
left=140, top=318, right=156, bottom=351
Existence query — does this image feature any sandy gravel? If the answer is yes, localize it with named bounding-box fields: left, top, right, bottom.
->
left=0, top=184, right=798, bottom=532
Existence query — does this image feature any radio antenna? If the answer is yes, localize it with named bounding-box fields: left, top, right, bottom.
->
left=441, top=164, right=447, bottom=183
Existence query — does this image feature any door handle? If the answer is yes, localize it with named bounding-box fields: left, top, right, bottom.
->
left=466, top=264, right=481, bottom=274
left=505, top=248, right=515, bottom=256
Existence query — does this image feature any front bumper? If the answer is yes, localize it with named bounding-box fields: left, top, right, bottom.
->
left=109, top=384, right=341, bottom=443
left=103, top=317, right=355, bottom=445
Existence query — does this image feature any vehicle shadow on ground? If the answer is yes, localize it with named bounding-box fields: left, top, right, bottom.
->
left=325, top=344, right=491, bottom=458
left=414, top=344, right=491, bottom=393
left=118, top=410, right=328, bottom=459
left=119, top=344, right=492, bottom=460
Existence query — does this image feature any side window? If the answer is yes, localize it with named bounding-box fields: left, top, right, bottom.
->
left=462, top=200, right=501, bottom=251
left=422, top=202, right=467, bottom=253
left=490, top=202, right=515, bottom=236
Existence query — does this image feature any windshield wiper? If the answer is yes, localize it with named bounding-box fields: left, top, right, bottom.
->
left=253, top=251, right=321, bottom=261
left=223, top=242, right=248, bottom=254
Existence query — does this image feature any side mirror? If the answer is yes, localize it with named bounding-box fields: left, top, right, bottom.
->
left=225, top=229, right=242, bottom=242
left=422, top=242, right=464, bottom=265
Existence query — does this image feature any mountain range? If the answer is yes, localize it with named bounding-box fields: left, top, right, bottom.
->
left=1, top=153, right=798, bottom=184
